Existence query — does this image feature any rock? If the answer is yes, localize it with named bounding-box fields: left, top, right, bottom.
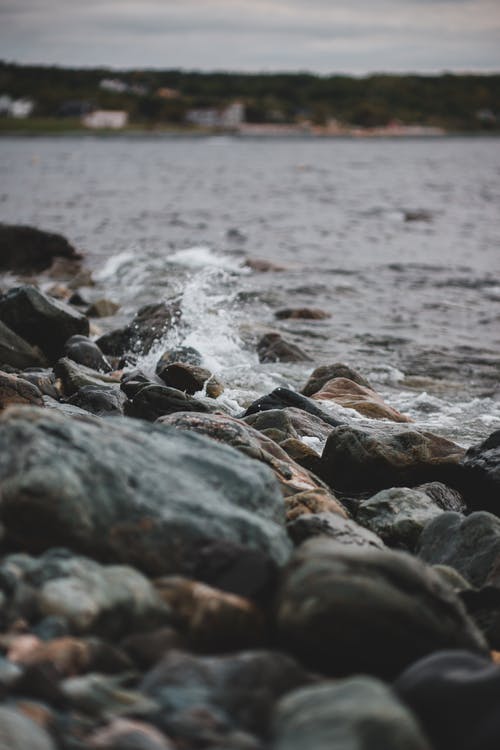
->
left=120, top=370, right=155, bottom=398
left=318, top=425, right=465, bottom=495
left=61, top=672, right=157, bottom=719
left=121, top=628, right=183, bottom=670
left=244, top=407, right=333, bottom=446
left=157, top=361, right=224, bottom=398
left=0, top=706, right=56, bottom=750
left=243, top=258, right=286, bottom=272
left=395, top=650, right=500, bottom=750
left=54, top=357, right=119, bottom=396
left=356, top=487, right=444, bottom=551
left=87, top=718, right=174, bottom=750
left=125, top=384, right=217, bottom=421
left=275, top=538, right=487, bottom=678
left=157, top=412, right=348, bottom=519
left=68, top=290, right=89, bottom=307
left=67, top=385, right=126, bottom=416
left=257, top=333, right=310, bottom=363
left=284, top=490, right=350, bottom=522
left=16, top=369, right=59, bottom=399
left=64, top=335, right=112, bottom=373
left=242, top=388, right=343, bottom=429
left=156, top=346, right=203, bottom=369
left=312, top=377, right=412, bottom=423
left=459, top=429, right=500, bottom=513
left=141, top=649, right=311, bottom=737
left=418, top=511, right=500, bottom=589
left=287, top=512, right=385, bottom=549
left=0, top=407, right=291, bottom=577
left=46, top=283, right=70, bottom=301
left=0, top=223, right=81, bottom=274
left=97, top=300, right=181, bottom=357
left=414, top=481, right=466, bottom=513
left=275, top=308, right=330, bottom=320
left=0, top=371, right=44, bottom=412
left=7, top=636, right=91, bottom=677
left=0, top=286, right=89, bottom=362
left=154, top=577, right=264, bottom=652
left=301, top=363, right=372, bottom=396
left=0, top=321, right=47, bottom=369
left=85, top=299, right=120, bottom=318
left=273, top=677, right=431, bottom=750
left=42, top=396, right=95, bottom=419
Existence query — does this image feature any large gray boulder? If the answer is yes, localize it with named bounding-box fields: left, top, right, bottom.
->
left=0, top=407, right=291, bottom=581
left=273, top=677, right=431, bottom=750
left=275, top=538, right=487, bottom=679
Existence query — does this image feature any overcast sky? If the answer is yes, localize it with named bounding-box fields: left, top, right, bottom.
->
left=1, top=0, right=499, bottom=74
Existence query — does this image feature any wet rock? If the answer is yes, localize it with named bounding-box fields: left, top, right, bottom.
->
left=276, top=538, right=487, bottom=678
left=0, top=223, right=82, bottom=274
left=0, top=320, right=47, bottom=369
left=87, top=718, right=174, bottom=750
left=121, top=628, right=183, bottom=670
left=318, top=425, right=465, bottom=495
left=356, top=487, right=443, bottom=551
left=42, top=396, right=95, bottom=419
left=287, top=512, right=385, bottom=548
left=275, top=308, right=330, bottom=320
left=0, top=407, right=291, bottom=576
left=156, top=346, right=203, bottom=370
left=273, top=677, right=431, bottom=750
left=395, top=650, right=500, bottom=750
left=7, top=636, right=91, bottom=677
left=97, top=300, right=181, bottom=357
left=418, top=511, right=500, bottom=588
left=244, top=407, right=333, bottom=446
left=154, top=577, right=264, bottom=652
left=312, top=377, right=411, bottom=422
left=68, top=290, right=89, bottom=307
left=0, top=705, right=56, bottom=750
left=17, top=369, right=59, bottom=399
left=415, top=480, right=466, bottom=513
left=459, top=429, right=500, bottom=513
left=157, top=361, right=224, bottom=398
left=67, top=385, right=126, bottom=416
left=125, top=384, right=217, bottom=421
left=284, top=489, right=349, bottom=522
left=141, top=649, right=311, bottom=737
left=85, top=299, right=120, bottom=318
left=120, top=370, right=155, bottom=398
left=0, top=286, right=89, bottom=362
left=257, top=333, right=310, bottom=364
left=243, top=258, right=286, bottom=272
left=0, top=371, right=44, bottom=411
left=61, top=672, right=157, bottom=719
left=301, top=363, right=372, bottom=396
left=242, top=388, right=343, bottom=429
left=64, top=335, right=112, bottom=373
left=54, top=357, right=119, bottom=397
left=157, top=411, right=347, bottom=519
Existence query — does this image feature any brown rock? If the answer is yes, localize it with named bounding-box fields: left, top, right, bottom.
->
left=0, top=371, right=44, bottom=411
left=157, top=361, right=223, bottom=398
left=285, top=489, right=348, bottom=521
left=312, top=377, right=412, bottom=422
left=8, top=636, right=91, bottom=677
left=257, top=333, right=310, bottom=363
left=275, top=308, right=330, bottom=320
left=87, top=718, right=174, bottom=750
left=302, top=363, right=372, bottom=396
left=86, top=299, right=120, bottom=318
left=154, top=577, right=265, bottom=651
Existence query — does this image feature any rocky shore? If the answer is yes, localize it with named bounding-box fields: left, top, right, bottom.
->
left=0, top=223, right=500, bottom=749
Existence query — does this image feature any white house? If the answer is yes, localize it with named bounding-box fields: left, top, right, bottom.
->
left=186, top=101, right=245, bottom=129
left=0, top=96, right=34, bottom=118
left=82, top=110, right=128, bottom=129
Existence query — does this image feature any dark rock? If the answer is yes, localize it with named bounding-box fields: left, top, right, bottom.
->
left=54, top=357, right=120, bottom=397
left=311, top=377, right=412, bottom=423
left=318, top=425, right=465, bottom=495
left=0, top=286, right=89, bottom=362
left=0, top=705, right=56, bottom=750
left=273, top=677, right=431, bottom=750
left=301, top=363, right=372, bottom=396
left=418, top=511, right=500, bottom=589
left=125, top=384, right=216, bottom=421
left=157, top=361, right=223, bottom=398
left=17, top=369, right=59, bottom=400
left=287, top=512, right=385, bottom=549
left=156, top=346, right=203, bottom=369
left=275, top=538, right=487, bottom=679
left=97, top=300, right=181, bottom=357
left=0, top=320, right=47, bottom=370
left=0, top=371, right=44, bottom=412
left=141, top=649, right=311, bottom=738
left=121, top=628, right=183, bottom=670
left=61, top=672, right=157, bottom=719
left=154, top=577, right=264, bottom=652
left=356, top=487, right=443, bottom=551
left=275, top=308, right=330, bottom=320
left=68, top=290, right=89, bottom=307
left=85, top=299, right=120, bottom=318
left=67, top=385, right=126, bottom=416
left=86, top=718, right=175, bottom=750
left=64, top=335, right=112, bottom=373
left=120, top=370, right=155, bottom=398
left=42, top=396, right=95, bottom=419
left=395, top=650, right=500, bottom=750
left=257, top=333, right=310, bottom=363
left=0, top=407, right=291, bottom=576
left=244, top=407, right=333, bottom=446
left=459, top=429, right=500, bottom=513
left=242, top=388, right=343, bottom=429
left=415, top=481, right=466, bottom=513
left=0, top=223, right=81, bottom=274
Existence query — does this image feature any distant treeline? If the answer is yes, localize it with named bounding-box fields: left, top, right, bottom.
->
left=1, top=61, right=499, bottom=129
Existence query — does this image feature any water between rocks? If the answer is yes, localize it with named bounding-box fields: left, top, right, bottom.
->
left=1, top=135, right=499, bottom=446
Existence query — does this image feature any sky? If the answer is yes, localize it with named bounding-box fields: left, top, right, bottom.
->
left=1, top=0, right=499, bottom=74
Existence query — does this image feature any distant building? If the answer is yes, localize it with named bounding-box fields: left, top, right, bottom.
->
left=186, top=101, right=245, bottom=129
left=0, top=95, right=34, bottom=118
left=156, top=87, right=180, bottom=99
left=99, top=78, right=128, bottom=94
left=82, top=110, right=128, bottom=129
